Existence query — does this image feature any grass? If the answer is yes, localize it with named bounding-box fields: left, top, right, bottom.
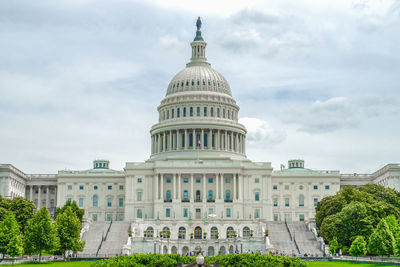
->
left=308, top=262, right=387, bottom=267
left=4, top=262, right=92, bottom=267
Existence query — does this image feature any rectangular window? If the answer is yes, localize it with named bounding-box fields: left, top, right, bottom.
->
left=197, top=107, right=200, bottom=116
left=273, top=198, right=278, bottom=207
left=190, top=107, right=193, bottom=117
left=166, top=208, right=171, bottom=218
left=138, top=178, right=142, bottom=183
left=209, top=208, right=214, bottom=215
left=196, top=178, right=201, bottom=183
left=313, top=185, right=318, bottom=190
left=273, top=214, right=279, bottom=221
left=177, top=108, right=180, bottom=118
left=68, top=185, right=72, bottom=190
left=325, top=185, right=330, bottom=190
left=92, top=214, right=98, bottom=221
left=285, top=198, right=290, bottom=207
left=204, top=107, right=207, bottom=116
left=119, top=185, right=124, bottom=190
left=255, top=178, right=260, bottom=183
left=172, top=109, right=174, bottom=118
left=106, top=214, right=112, bottom=221
left=314, top=198, right=319, bottom=207
left=255, top=209, right=260, bottom=219
left=108, top=185, right=112, bottom=190
left=255, top=192, right=260, bottom=201
left=226, top=208, right=231, bottom=218
left=183, top=178, right=188, bottom=183
left=183, top=208, right=188, bottom=217
left=225, top=178, right=231, bottom=183
left=137, top=192, right=142, bottom=201
left=119, top=198, right=124, bottom=207
left=119, top=214, right=124, bottom=221
left=211, top=107, right=214, bottom=116
left=166, top=178, right=171, bottom=183
left=208, top=178, right=213, bottom=183
left=79, top=185, right=84, bottom=190
left=183, top=107, right=186, bottom=117
left=79, top=198, right=83, bottom=207
left=273, top=185, right=278, bottom=190
left=107, top=198, right=112, bottom=207
left=299, top=214, right=305, bottom=221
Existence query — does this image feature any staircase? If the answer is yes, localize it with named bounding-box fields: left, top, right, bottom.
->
left=266, top=222, right=298, bottom=255
left=287, top=222, right=324, bottom=256
left=97, top=221, right=131, bottom=257
left=81, top=221, right=110, bottom=257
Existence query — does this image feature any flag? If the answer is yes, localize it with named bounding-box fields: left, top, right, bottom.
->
left=198, top=138, right=201, bottom=148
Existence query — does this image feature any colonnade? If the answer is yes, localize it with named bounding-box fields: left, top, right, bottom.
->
left=151, top=129, right=245, bottom=155
left=154, top=173, right=243, bottom=202
left=26, top=185, right=57, bottom=210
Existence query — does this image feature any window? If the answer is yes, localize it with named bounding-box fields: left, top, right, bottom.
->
left=172, top=108, right=174, bottom=118
left=225, top=178, right=231, bottom=183
left=217, top=108, right=220, bottom=117
left=167, top=110, right=169, bottom=119
left=68, top=185, right=72, bottom=190
left=196, top=190, right=201, bottom=201
left=119, top=185, right=124, bottom=190
left=299, top=194, right=304, bottom=207
left=79, top=198, right=83, bottom=207
left=137, top=209, right=142, bottom=218
left=137, top=192, right=142, bottom=201
left=285, top=185, right=289, bottom=190
left=108, top=185, right=112, bottom=190
left=255, top=209, right=260, bottom=219
left=243, top=226, right=251, bottom=237
left=226, top=208, right=231, bottom=217
left=94, top=185, right=98, bottom=190
left=79, top=185, right=84, bottom=190
left=93, top=195, right=98, bottom=207
left=177, top=108, right=180, bottom=118
left=166, top=208, right=171, bottom=218
left=190, top=107, right=193, bottom=117
left=209, top=208, right=214, bottom=215
left=299, top=185, right=304, bottom=190
left=183, top=190, right=188, bottom=200
left=285, top=198, right=290, bottom=207
left=107, top=198, right=112, bottom=207
left=204, top=133, right=207, bottom=147
left=166, top=178, right=171, bottom=183
left=166, top=190, right=171, bottom=201
left=138, top=178, right=142, bottom=183
left=197, top=107, right=200, bottom=116
left=255, top=178, right=260, bottom=183
left=273, top=185, right=278, bottom=190
left=211, top=107, right=214, bottom=116
left=225, top=190, right=231, bottom=201
left=314, top=198, right=319, bottom=207
left=178, top=227, right=186, bottom=239
left=204, top=107, right=207, bottom=116
left=119, top=198, right=124, bottom=207
left=146, top=227, right=154, bottom=238
left=208, top=190, right=213, bottom=201
left=273, top=198, right=278, bottom=207
left=184, top=178, right=188, bottom=183
left=211, top=227, right=218, bottom=239
left=325, top=185, right=330, bottom=190
left=208, top=178, right=213, bottom=183
left=196, top=178, right=200, bottom=183
left=183, top=107, right=186, bottom=117
left=255, top=192, right=260, bottom=201
left=313, top=185, right=318, bottom=190
left=274, top=214, right=279, bottom=221
left=106, top=214, right=112, bottom=221
left=119, top=214, right=124, bottom=221
left=299, top=214, right=305, bottom=221
left=92, top=214, right=98, bottom=221
left=183, top=208, right=188, bottom=217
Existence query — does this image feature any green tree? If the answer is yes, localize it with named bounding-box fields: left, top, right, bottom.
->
left=349, top=236, right=366, bottom=257
left=0, top=207, right=11, bottom=222
left=24, top=207, right=58, bottom=262
left=368, top=218, right=396, bottom=256
left=319, top=214, right=339, bottom=244
left=55, top=200, right=84, bottom=223
left=0, top=214, right=23, bottom=259
left=0, top=196, right=35, bottom=233
left=384, top=215, right=400, bottom=255
left=56, top=206, right=85, bottom=258
left=329, top=237, right=339, bottom=255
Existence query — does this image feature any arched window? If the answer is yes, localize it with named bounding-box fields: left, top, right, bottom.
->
left=162, top=227, right=170, bottom=238
left=196, top=190, right=201, bottom=201
left=243, top=226, right=251, bottom=238
left=208, top=190, right=213, bottom=201
left=93, top=195, right=98, bottom=207
left=137, top=209, right=142, bottom=218
left=178, top=227, right=186, bottom=239
left=225, top=190, right=231, bottom=201
left=299, top=194, right=305, bottom=207
left=211, top=227, right=218, bottom=239
left=227, top=226, right=235, bottom=238
left=146, top=226, right=154, bottom=238
left=183, top=190, right=189, bottom=201
left=166, top=190, right=171, bottom=201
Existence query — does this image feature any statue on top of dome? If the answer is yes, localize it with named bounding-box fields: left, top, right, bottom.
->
left=196, top=17, right=202, bottom=31
left=194, top=17, right=204, bottom=41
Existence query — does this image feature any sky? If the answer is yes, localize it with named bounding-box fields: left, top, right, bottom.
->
left=0, top=0, right=399, bottom=174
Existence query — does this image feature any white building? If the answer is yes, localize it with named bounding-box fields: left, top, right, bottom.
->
left=1, top=18, right=399, bottom=255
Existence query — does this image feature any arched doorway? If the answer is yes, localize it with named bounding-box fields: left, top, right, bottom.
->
left=229, top=245, right=234, bottom=254
left=219, top=246, right=226, bottom=255
left=163, top=245, right=168, bottom=254
left=208, top=246, right=215, bottom=256
left=182, top=246, right=189, bottom=255
left=171, top=246, right=177, bottom=254
left=194, top=226, right=202, bottom=239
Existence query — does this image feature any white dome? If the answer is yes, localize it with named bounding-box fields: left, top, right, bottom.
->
left=166, top=65, right=232, bottom=96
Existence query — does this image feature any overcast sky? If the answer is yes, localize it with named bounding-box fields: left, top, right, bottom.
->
left=1, top=0, right=399, bottom=174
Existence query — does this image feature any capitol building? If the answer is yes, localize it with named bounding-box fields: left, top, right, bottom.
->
left=1, top=18, right=399, bottom=256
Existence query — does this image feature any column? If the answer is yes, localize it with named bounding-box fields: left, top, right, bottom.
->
left=46, top=186, right=49, bottom=208
left=217, top=130, right=220, bottom=150
left=163, top=132, right=167, bottom=152
left=169, top=130, right=172, bottom=151
left=38, top=186, right=41, bottom=209
left=201, top=129, right=204, bottom=150
left=178, top=174, right=181, bottom=201
left=192, top=129, right=196, bottom=150
left=239, top=174, right=243, bottom=201
left=158, top=134, right=161, bottom=153
left=160, top=174, right=164, bottom=201
left=209, top=129, right=212, bottom=149
left=29, top=186, right=33, bottom=201
left=190, top=174, right=194, bottom=201
left=203, top=174, right=206, bottom=201
left=216, top=174, right=219, bottom=199
left=184, top=129, right=188, bottom=150
left=233, top=174, right=237, bottom=200
left=173, top=174, right=176, bottom=200
left=243, top=136, right=246, bottom=154
left=221, top=174, right=224, bottom=200
left=230, top=132, right=233, bottom=151
left=235, top=133, right=239, bottom=152
left=155, top=174, right=159, bottom=200
left=225, top=131, right=228, bottom=151
left=54, top=186, right=57, bottom=208
left=177, top=130, right=180, bottom=151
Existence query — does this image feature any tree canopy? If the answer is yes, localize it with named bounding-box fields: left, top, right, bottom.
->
left=54, top=200, right=84, bottom=223
left=0, top=214, right=23, bottom=259
left=0, top=196, right=35, bottom=232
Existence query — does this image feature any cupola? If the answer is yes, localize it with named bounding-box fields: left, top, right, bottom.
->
left=93, top=160, right=110, bottom=169
left=288, top=159, right=304, bottom=169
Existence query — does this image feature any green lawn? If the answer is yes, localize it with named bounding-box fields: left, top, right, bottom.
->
left=4, top=262, right=92, bottom=267
left=308, top=262, right=387, bottom=267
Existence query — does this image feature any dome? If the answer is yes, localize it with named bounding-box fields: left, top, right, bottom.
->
left=166, top=66, right=232, bottom=96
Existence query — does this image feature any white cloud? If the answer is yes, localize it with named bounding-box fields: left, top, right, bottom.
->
left=239, top=117, right=286, bottom=147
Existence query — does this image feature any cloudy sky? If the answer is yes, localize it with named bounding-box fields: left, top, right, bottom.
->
left=1, top=0, right=399, bottom=174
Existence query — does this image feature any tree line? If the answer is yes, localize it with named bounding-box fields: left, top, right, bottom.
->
left=0, top=197, right=85, bottom=262
left=316, top=184, right=400, bottom=256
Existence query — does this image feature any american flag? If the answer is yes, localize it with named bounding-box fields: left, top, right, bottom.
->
left=197, top=138, right=201, bottom=148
